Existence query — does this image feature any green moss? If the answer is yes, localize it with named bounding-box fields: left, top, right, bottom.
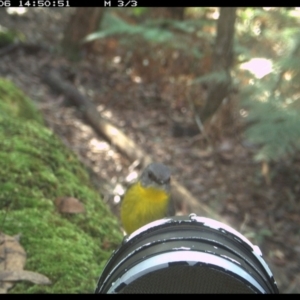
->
left=0, top=78, right=43, bottom=123
left=0, top=26, right=25, bottom=47
left=0, top=78, right=123, bottom=293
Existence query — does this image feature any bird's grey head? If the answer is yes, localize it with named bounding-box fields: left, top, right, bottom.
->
left=140, top=163, right=171, bottom=191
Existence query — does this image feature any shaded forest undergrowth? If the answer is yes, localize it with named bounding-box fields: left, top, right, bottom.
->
left=0, top=8, right=300, bottom=293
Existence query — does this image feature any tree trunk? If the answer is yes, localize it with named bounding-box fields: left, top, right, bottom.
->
left=61, top=8, right=104, bottom=59
left=199, top=7, right=237, bottom=123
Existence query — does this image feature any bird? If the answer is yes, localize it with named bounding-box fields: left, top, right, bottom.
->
left=121, top=162, right=172, bottom=235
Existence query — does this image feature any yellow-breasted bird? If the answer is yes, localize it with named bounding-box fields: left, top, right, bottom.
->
left=121, top=163, right=172, bottom=235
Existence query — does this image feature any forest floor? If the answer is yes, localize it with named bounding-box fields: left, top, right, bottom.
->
left=1, top=8, right=300, bottom=293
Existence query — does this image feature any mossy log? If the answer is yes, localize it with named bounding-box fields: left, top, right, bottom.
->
left=0, top=78, right=123, bottom=293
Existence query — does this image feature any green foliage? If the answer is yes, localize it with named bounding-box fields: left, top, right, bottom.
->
left=242, top=90, right=300, bottom=162
left=85, top=12, right=207, bottom=58
left=240, top=27, right=300, bottom=162
left=245, top=227, right=273, bottom=245
left=235, top=8, right=300, bottom=64
left=0, top=79, right=123, bottom=293
left=0, top=78, right=43, bottom=124
left=85, top=13, right=173, bottom=43
left=131, top=7, right=148, bottom=17
left=0, top=25, right=25, bottom=47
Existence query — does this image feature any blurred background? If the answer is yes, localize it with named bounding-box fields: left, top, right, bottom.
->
left=0, top=7, right=300, bottom=293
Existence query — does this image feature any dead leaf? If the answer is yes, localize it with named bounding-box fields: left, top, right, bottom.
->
left=202, top=160, right=214, bottom=169
left=272, top=249, right=286, bottom=266
left=0, top=270, right=51, bottom=285
left=101, top=238, right=112, bottom=250
left=218, top=152, right=234, bottom=163
left=217, top=139, right=234, bottom=152
left=261, top=161, right=271, bottom=186
left=0, top=233, right=26, bottom=272
left=189, top=148, right=213, bottom=159
left=55, top=197, right=85, bottom=214
left=0, top=232, right=26, bottom=293
left=0, top=233, right=52, bottom=293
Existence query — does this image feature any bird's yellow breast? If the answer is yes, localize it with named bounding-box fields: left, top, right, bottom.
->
left=121, top=182, right=170, bottom=234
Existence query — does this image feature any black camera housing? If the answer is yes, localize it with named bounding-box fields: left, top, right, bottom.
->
left=95, top=214, right=279, bottom=293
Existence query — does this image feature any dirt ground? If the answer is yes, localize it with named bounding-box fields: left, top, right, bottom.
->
left=1, top=8, right=300, bottom=293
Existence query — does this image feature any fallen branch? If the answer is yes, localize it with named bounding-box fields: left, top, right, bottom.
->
left=42, top=70, right=228, bottom=223
left=42, top=70, right=152, bottom=167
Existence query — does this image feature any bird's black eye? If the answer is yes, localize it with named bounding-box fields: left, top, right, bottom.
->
left=148, top=171, right=156, bottom=181
left=165, top=177, right=171, bottom=184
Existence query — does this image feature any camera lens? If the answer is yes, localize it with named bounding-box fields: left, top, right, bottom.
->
left=95, top=215, right=279, bottom=294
